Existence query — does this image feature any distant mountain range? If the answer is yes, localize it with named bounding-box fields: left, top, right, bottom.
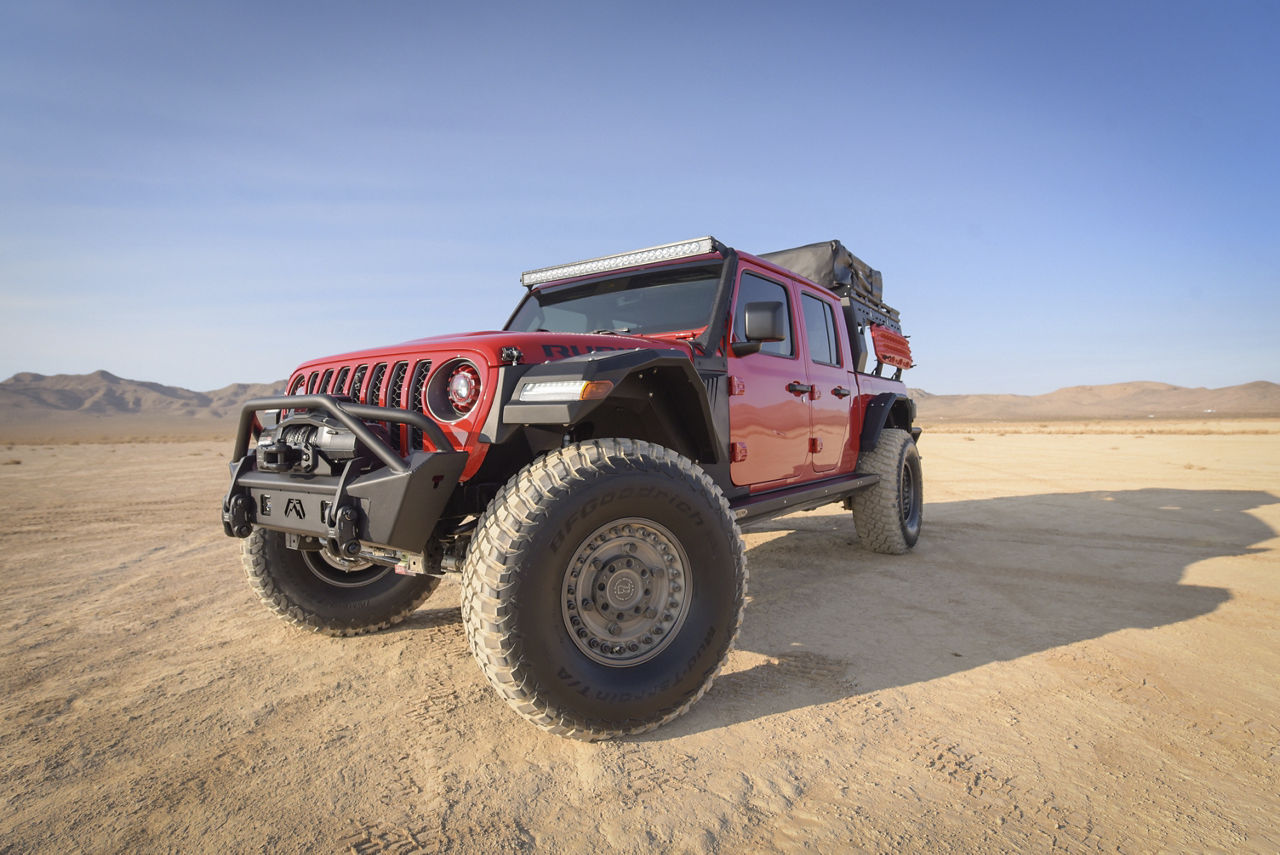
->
left=0, top=370, right=285, bottom=420
left=1, top=371, right=1277, bottom=441
left=909, top=380, right=1280, bottom=421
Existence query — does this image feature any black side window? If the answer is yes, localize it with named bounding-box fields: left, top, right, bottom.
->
left=801, top=293, right=841, bottom=367
left=732, top=272, right=793, bottom=357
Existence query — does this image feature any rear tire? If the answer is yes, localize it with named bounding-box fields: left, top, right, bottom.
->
left=462, top=439, right=747, bottom=740
left=242, top=529, right=441, bottom=636
left=851, top=427, right=923, bottom=554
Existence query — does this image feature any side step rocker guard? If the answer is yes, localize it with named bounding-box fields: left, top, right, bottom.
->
left=731, top=473, right=880, bottom=525
left=221, top=395, right=468, bottom=555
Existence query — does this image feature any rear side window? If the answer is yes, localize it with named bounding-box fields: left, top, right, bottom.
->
left=801, top=293, right=842, bottom=367
left=732, top=273, right=793, bottom=357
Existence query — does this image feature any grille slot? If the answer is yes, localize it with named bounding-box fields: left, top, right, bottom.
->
left=407, top=360, right=432, bottom=450
left=319, top=369, right=334, bottom=394
left=349, top=365, right=368, bottom=403
left=306, top=371, right=319, bottom=394
left=334, top=366, right=350, bottom=395
left=288, top=375, right=305, bottom=395
left=386, top=361, right=409, bottom=454
left=367, top=364, right=388, bottom=406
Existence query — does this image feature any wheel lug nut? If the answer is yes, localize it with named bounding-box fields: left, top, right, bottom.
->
left=567, top=585, right=575, bottom=595
left=640, top=568, right=649, bottom=578
left=608, top=623, right=621, bottom=636
left=577, top=629, right=587, bottom=639
left=643, top=635, right=653, bottom=644
left=581, top=599, right=593, bottom=610
left=597, top=583, right=606, bottom=591
left=628, top=642, right=639, bottom=652
left=671, top=584, right=681, bottom=593
left=668, top=600, right=677, bottom=609
left=588, top=639, right=599, bottom=649
left=645, top=607, right=657, bottom=619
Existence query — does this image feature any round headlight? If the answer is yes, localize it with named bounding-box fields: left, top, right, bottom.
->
left=446, top=363, right=481, bottom=415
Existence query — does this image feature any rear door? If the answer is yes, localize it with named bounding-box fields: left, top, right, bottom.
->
left=798, top=289, right=854, bottom=473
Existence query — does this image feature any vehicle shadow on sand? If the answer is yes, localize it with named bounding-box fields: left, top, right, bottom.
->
left=650, top=487, right=1277, bottom=739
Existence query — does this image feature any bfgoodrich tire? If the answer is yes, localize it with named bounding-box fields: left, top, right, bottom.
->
left=461, top=439, right=747, bottom=740
left=242, top=529, right=441, bottom=636
left=851, top=427, right=923, bottom=554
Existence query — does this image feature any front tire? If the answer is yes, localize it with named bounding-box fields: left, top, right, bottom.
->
left=242, top=529, right=441, bottom=636
left=851, top=427, right=923, bottom=554
left=462, top=439, right=747, bottom=740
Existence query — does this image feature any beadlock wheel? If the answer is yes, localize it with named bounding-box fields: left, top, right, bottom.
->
left=300, top=547, right=392, bottom=589
left=561, top=518, right=692, bottom=667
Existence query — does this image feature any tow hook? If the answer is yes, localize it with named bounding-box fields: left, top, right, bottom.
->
left=223, top=493, right=253, bottom=538
left=331, top=505, right=361, bottom=556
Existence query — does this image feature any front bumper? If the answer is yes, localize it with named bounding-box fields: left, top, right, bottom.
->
left=221, top=395, right=467, bottom=555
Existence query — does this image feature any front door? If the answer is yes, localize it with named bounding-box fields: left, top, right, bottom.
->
left=727, top=270, right=809, bottom=486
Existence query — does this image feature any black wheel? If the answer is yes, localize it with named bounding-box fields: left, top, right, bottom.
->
left=461, top=439, right=747, bottom=740
left=241, top=529, right=441, bottom=636
left=851, top=427, right=923, bottom=554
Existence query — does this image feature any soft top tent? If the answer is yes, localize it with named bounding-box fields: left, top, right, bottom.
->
left=758, top=240, right=884, bottom=304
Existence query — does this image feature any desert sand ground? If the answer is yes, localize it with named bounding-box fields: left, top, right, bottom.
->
left=1, top=424, right=1277, bottom=853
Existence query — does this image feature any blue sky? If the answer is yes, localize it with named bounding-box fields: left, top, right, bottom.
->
left=1, top=0, right=1276, bottom=394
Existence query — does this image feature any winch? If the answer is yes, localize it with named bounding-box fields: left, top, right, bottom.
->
left=256, top=417, right=361, bottom=474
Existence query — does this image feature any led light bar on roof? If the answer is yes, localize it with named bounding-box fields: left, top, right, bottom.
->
left=521, top=237, right=719, bottom=288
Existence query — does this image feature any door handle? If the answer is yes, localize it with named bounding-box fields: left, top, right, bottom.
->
left=786, top=381, right=813, bottom=396
left=832, top=386, right=852, bottom=398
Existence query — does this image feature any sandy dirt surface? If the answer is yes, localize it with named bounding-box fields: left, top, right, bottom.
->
left=2, top=427, right=1277, bottom=852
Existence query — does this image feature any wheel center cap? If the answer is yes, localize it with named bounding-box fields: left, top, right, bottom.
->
left=607, top=569, right=642, bottom=608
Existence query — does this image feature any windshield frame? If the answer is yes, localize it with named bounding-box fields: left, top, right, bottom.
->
left=504, top=260, right=728, bottom=338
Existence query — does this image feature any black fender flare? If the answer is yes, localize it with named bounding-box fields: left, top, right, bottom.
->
left=859, top=392, right=916, bottom=455
left=500, top=348, right=720, bottom=463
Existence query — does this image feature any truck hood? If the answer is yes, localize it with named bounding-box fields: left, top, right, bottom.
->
left=297, top=330, right=697, bottom=372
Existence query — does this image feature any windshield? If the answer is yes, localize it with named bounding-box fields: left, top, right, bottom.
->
left=506, top=264, right=723, bottom=335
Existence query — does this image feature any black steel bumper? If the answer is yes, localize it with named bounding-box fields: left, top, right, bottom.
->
left=221, top=395, right=467, bottom=555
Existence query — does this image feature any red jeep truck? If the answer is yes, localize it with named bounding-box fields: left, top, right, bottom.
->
left=222, top=237, right=921, bottom=739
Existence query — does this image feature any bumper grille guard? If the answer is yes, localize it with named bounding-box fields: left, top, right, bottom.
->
left=222, top=395, right=465, bottom=556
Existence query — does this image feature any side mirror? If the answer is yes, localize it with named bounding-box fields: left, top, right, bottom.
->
left=732, top=301, right=785, bottom=356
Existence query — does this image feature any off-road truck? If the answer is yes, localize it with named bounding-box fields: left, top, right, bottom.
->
left=222, top=237, right=921, bottom=739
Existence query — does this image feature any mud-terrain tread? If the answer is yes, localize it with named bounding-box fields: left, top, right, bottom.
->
left=241, top=531, right=440, bottom=637
left=461, top=439, right=747, bottom=741
left=852, top=427, right=922, bottom=555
